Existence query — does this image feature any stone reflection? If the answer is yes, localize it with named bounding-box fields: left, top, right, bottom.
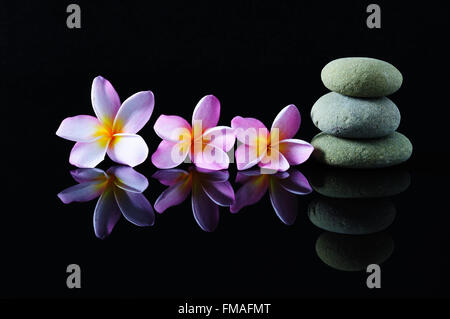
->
left=309, top=198, right=396, bottom=235
left=231, top=168, right=312, bottom=225
left=307, top=166, right=411, bottom=271
left=153, top=166, right=235, bottom=232
left=309, top=166, right=410, bottom=198
left=57, top=166, right=155, bottom=239
left=315, top=232, right=394, bottom=272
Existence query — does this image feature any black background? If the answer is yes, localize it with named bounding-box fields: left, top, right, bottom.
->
left=1, top=0, right=450, bottom=301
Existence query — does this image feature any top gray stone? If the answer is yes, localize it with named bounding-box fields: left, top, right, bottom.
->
left=321, top=57, right=403, bottom=97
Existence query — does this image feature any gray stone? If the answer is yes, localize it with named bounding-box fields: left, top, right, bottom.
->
left=311, top=132, right=412, bottom=168
left=311, top=92, right=400, bottom=138
left=315, top=232, right=394, bottom=271
left=308, top=167, right=411, bottom=198
left=308, top=198, right=396, bottom=235
left=321, top=57, right=403, bottom=97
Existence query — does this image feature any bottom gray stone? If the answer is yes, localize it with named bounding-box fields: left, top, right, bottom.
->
left=311, top=132, right=413, bottom=168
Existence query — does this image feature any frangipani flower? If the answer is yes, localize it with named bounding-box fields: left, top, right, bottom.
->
left=231, top=169, right=312, bottom=225
left=57, top=166, right=155, bottom=239
left=151, top=95, right=235, bottom=170
left=153, top=166, right=235, bottom=232
left=56, top=76, right=154, bottom=168
left=231, top=105, right=314, bottom=172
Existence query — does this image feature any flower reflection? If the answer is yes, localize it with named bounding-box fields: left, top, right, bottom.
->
left=231, top=169, right=312, bottom=225
left=153, top=166, right=235, bottom=232
left=58, top=166, right=155, bottom=239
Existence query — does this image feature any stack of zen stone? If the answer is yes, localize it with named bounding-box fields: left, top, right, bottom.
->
left=310, top=57, right=412, bottom=168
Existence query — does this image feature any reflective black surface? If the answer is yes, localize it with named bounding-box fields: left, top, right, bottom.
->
left=3, top=152, right=446, bottom=298
left=2, top=0, right=449, bottom=299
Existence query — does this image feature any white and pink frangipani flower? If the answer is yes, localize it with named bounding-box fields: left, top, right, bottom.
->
left=151, top=95, right=235, bottom=170
left=231, top=104, right=314, bottom=172
left=56, top=76, right=154, bottom=168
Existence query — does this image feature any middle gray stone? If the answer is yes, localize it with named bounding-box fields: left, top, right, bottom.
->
left=311, top=92, right=400, bottom=138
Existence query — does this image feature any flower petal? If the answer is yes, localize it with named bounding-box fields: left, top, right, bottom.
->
left=153, top=115, right=192, bottom=143
left=235, top=143, right=265, bottom=170
left=70, top=168, right=107, bottom=183
left=193, top=167, right=229, bottom=182
left=271, top=104, right=301, bottom=140
left=113, top=91, right=154, bottom=134
left=278, top=139, right=314, bottom=165
left=57, top=180, right=107, bottom=204
left=278, top=169, right=312, bottom=195
left=56, top=115, right=105, bottom=142
left=203, top=126, right=235, bottom=152
left=230, top=175, right=269, bottom=213
left=69, top=138, right=109, bottom=168
left=107, top=134, right=148, bottom=167
left=91, top=76, right=121, bottom=128
left=107, top=166, right=148, bottom=193
left=154, top=180, right=192, bottom=213
left=93, top=188, right=122, bottom=239
left=153, top=115, right=192, bottom=142
left=274, top=171, right=290, bottom=179
left=258, top=148, right=290, bottom=172
left=201, top=180, right=235, bottom=206
left=152, top=169, right=190, bottom=186
left=114, top=187, right=155, bottom=227
left=193, top=144, right=230, bottom=170
left=269, top=179, right=298, bottom=225
left=192, top=95, right=220, bottom=130
left=234, top=169, right=261, bottom=184
left=192, top=181, right=219, bottom=232
left=151, top=140, right=190, bottom=169
left=231, top=116, right=269, bottom=145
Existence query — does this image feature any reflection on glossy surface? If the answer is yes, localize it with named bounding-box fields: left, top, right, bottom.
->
left=308, top=166, right=410, bottom=271
left=58, top=166, right=155, bottom=239
left=308, top=198, right=396, bottom=235
left=309, top=166, right=411, bottom=198
left=315, top=232, right=394, bottom=272
left=153, top=166, right=235, bottom=232
left=231, top=169, right=312, bottom=225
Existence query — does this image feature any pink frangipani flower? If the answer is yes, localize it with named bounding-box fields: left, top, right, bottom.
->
left=231, top=104, right=314, bottom=172
left=151, top=95, right=235, bottom=170
left=56, top=76, right=154, bottom=168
